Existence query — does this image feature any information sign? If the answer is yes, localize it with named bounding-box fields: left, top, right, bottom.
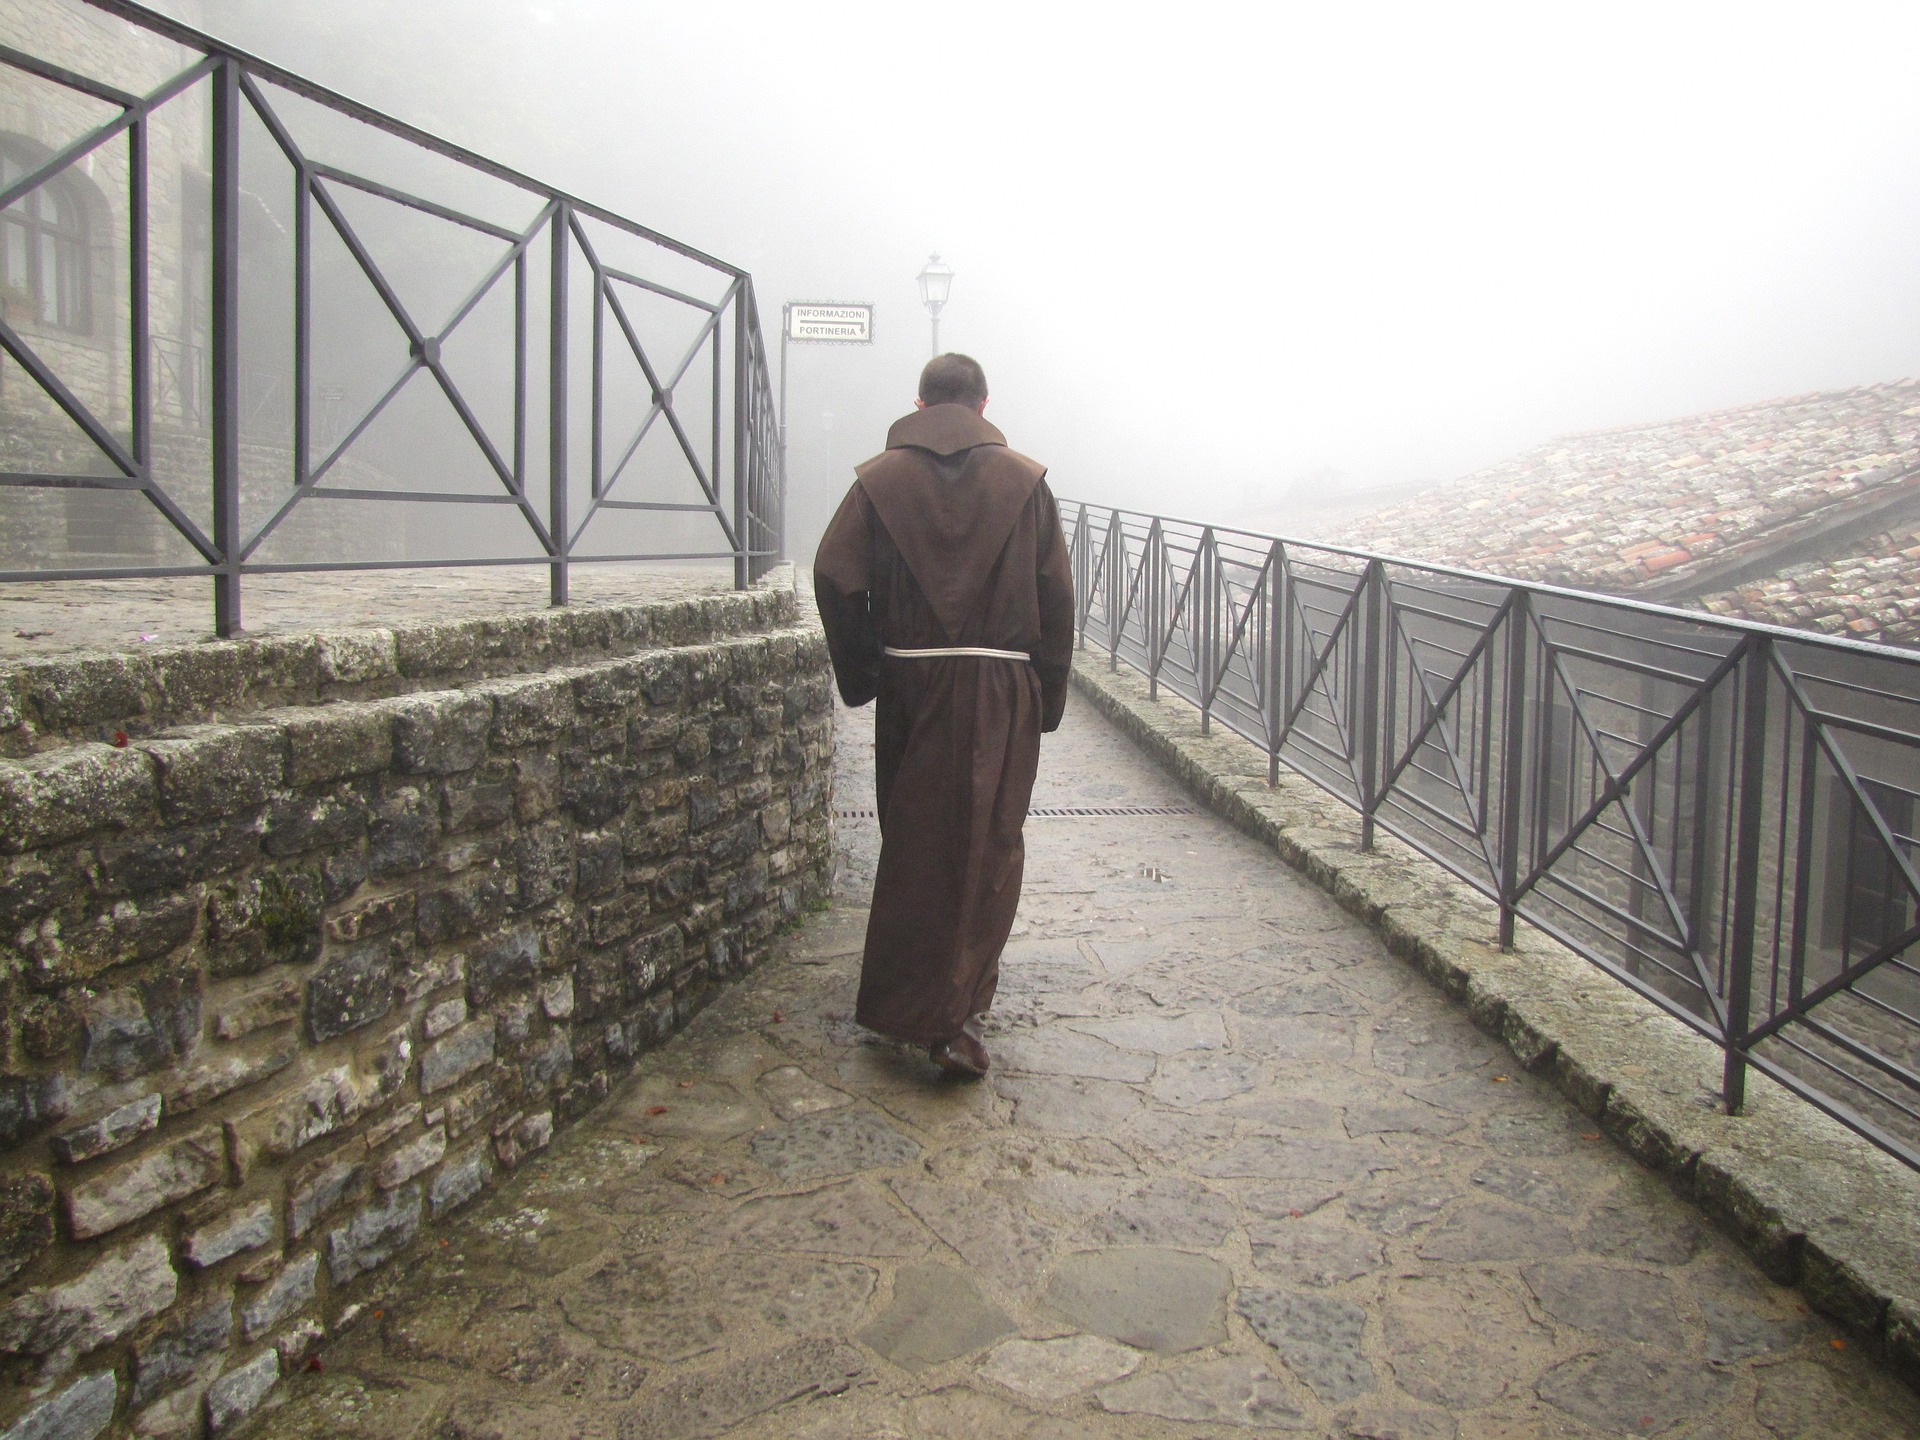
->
left=786, top=303, right=873, bottom=343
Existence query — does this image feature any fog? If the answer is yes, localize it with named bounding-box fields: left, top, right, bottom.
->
left=161, top=0, right=1920, bottom=555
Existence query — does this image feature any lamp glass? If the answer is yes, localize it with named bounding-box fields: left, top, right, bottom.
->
left=917, top=254, right=954, bottom=311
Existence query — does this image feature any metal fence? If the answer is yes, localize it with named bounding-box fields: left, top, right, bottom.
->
left=1063, top=500, right=1920, bottom=1171
left=0, top=0, right=782, bottom=634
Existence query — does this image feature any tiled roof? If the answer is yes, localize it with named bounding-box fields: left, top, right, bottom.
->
left=1319, top=382, right=1920, bottom=631
left=1694, top=521, right=1920, bottom=646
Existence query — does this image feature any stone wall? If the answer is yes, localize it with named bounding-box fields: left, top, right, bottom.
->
left=0, top=583, right=835, bottom=1437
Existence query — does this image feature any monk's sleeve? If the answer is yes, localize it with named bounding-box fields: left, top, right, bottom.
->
left=813, top=481, right=882, bottom=708
left=1033, top=479, right=1074, bottom=733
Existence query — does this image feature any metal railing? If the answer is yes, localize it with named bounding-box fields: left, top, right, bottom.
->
left=148, top=337, right=318, bottom=442
left=1063, top=500, right=1920, bottom=1171
left=0, top=0, right=782, bottom=634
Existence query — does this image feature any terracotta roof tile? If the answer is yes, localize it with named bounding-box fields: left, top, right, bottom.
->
left=1320, top=380, right=1920, bottom=647
left=1692, top=521, right=1920, bottom=646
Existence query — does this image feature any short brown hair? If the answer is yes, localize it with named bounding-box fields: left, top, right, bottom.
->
left=918, top=353, right=988, bottom=407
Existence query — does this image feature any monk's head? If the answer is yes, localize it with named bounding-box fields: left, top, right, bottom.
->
left=914, top=353, right=988, bottom=414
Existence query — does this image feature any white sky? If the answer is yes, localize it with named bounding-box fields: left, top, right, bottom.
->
left=172, top=0, right=1920, bottom=545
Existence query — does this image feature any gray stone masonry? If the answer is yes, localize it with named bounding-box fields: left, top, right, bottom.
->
left=1068, top=649, right=1920, bottom=1399
left=0, top=571, right=833, bottom=1437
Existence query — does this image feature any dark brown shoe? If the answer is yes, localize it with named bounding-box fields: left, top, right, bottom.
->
left=930, top=1030, right=989, bottom=1078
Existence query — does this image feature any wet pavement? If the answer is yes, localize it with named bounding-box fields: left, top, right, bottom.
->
left=258, top=697, right=1920, bottom=1439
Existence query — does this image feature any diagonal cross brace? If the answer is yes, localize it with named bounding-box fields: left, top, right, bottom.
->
left=1521, top=635, right=1748, bottom=1028
left=238, top=150, right=559, bottom=559
left=0, top=53, right=213, bottom=214
left=1513, top=635, right=1745, bottom=913
left=579, top=266, right=739, bottom=552
left=1371, top=591, right=1510, bottom=882
left=1271, top=552, right=1369, bottom=788
left=1371, top=591, right=1517, bottom=831
left=1199, top=551, right=1275, bottom=718
left=1741, top=919, right=1920, bottom=1050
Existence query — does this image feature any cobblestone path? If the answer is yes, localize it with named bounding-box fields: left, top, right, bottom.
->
left=259, top=699, right=1920, bottom=1439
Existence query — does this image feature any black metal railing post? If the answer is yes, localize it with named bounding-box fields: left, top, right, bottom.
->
left=1358, top=558, right=1384, bottom=851
left=1498, top=589, right=1531, bottom=949
left=1267, top=540, right=1285, bottom=786
left=128, top=106, right=149, bottom=485
left=1073, top=502, right=1090, bottom=650
left=1107, top=511, right=1123, bottom=671
left=293, top=132, right=313, bottom=488
left=1723, top=633, right=1772, bottom=1114
left=733, top=291, right=749, bottom=590
left=1281, top=543, right=1297, bottom=786
left=210, top=56, right=242, bottom=635
left=511, top=247, right=526, bottom=499
left=548, top=203, right=570, bottom=607
left=1147, top=520, right=1166, bottom=699
left=1198, top=527, right=1216, bottom=735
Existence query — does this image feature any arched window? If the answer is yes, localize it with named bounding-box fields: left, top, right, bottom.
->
left=0, top=141, right=93, bottom=333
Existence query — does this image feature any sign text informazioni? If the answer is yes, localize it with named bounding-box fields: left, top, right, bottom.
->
left=786, top=303, right=873, bottom=343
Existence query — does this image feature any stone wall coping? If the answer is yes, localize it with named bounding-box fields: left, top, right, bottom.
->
left=0, top=623, right=822, bottom=856
left=1070, top=651, right=1920, bottom=1397
left=0, top=571, right=799, bottom=756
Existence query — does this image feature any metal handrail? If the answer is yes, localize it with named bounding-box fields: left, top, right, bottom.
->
left=1064, top=499, right=1920, bottom=1171
left=0, top=0, right=783, bottom=631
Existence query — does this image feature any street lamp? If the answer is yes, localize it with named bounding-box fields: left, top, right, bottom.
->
left=917, top=254, right=953, bottom=357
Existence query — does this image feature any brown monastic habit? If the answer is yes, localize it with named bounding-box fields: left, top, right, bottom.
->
left=814, top=404, right=1074, bottom=1046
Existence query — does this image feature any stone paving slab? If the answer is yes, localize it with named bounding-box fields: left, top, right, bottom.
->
left=245, top=693, right=1920, bottom=1439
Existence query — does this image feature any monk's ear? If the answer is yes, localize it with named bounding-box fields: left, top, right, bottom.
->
left=913, top=397, right=927, bottom=410
left=976, top=396, right=989, bottom=415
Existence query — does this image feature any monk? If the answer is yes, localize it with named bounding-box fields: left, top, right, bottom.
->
left=814, top=353, right=1074, bottom=1077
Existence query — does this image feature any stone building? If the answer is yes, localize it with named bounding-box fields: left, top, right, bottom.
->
left=1, top=0, right=398, bottom=572
left=1315, top=379, right=1920, bottom=647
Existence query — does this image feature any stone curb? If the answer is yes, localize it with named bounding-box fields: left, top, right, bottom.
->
left=0, top=567, right=799, bottom=755
left=1069, top=651, right=1920, bottom=1396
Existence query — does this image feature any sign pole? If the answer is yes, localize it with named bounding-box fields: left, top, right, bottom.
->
left=778, top=302, right=874, bottom=544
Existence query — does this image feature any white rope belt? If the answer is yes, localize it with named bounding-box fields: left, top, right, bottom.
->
left=883, top=645, right=1030, bottom=662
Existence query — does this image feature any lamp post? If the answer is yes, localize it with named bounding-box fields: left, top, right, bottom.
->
left=916, top=254, right=953, bottom=357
